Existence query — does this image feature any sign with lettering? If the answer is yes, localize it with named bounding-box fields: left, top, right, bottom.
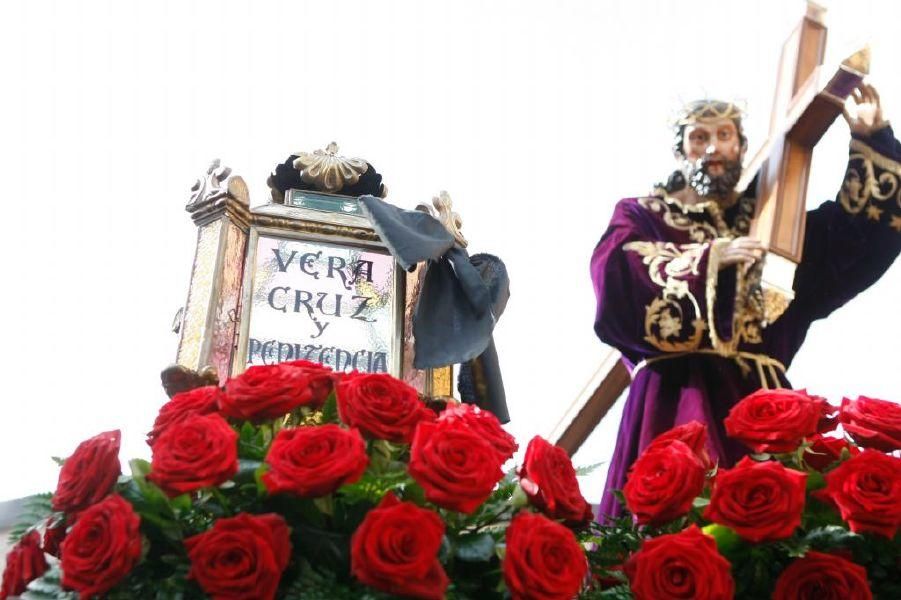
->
left=238, top=233, right=401, bottom=374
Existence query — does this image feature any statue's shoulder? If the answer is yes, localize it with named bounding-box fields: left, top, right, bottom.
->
left=614, top=195, right=666, bottom=217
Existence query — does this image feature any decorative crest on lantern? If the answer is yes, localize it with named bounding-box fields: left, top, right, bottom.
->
left=292, top=142, right=369, bottom=194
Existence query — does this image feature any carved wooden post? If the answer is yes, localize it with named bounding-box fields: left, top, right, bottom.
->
left=174, top=160, right=250, bottom=384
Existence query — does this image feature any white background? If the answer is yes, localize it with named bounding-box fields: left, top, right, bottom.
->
left=0, top=0, right=898, bottom=503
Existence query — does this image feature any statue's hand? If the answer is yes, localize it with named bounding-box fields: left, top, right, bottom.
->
left=843, top=83, right=888, bottom=136
left=719, top=237, right=765, bottom=270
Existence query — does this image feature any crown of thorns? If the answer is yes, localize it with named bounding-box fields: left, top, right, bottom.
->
left=673, top=99, right=744, bottom=127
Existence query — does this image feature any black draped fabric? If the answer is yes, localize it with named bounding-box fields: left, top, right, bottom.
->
left=359, top=195, right=511, bottom=422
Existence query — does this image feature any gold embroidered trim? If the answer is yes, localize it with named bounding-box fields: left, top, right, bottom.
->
left=637, top=196, right=719, bottom=242
left=849, top=139, right=901, bottom=174
left=705, top=238, right=732, bottom=353
left=840, top=138, right=901, bottom=232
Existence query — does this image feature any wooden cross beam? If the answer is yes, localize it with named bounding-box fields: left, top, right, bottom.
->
left=552, top=2, right=867, bottom=456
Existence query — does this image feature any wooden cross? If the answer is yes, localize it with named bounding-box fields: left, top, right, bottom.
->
left=551, top=2, right=868, bottom=455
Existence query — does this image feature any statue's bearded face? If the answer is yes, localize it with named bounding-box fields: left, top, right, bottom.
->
left=681, top=119, right=743, bottom=200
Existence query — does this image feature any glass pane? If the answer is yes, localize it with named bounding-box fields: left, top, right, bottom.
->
left=245, top=234, right=398, bottom=373
left=287, top=189, right=363, bottom=216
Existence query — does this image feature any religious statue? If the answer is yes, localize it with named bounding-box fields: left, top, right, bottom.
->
left=591, top=83, right=901, bottom=518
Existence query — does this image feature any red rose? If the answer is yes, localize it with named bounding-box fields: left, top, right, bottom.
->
left=148, top=413, right=238, bottom=497
left=623, top=440, right=706, bottom=525
left=263, top=425, right=368, bottom=497
left=52, top=430, right=121, bottom=514
left=818, top=451, right=901, bottom=538
left=351, top=493, right=448, bottom=600
left=186, top=513, right=291, bottom=600
left=704, top=457, right=807, bottom=542
left=503, top=511, right=588, bottom=600
left=438, top=403, right=518, bottom=463
left=518, top=436, right=594, bottom=524
left=220, top=364, right=316, bottom=421
left=60, top=494, right=142, bottom=598
left=147, top=385, right=221, bottom=446
left=647, top=421, right=713, bottom=469
left=282, top=359, right=335, bottom=406
left=840, top=396, right=901, bottom=452
left=772, top=551, right=871, bottom=600
left=625, top=525, right=734, bottom=600
left=1, top=530, right=48, bottom=599
left=42, top=518, right=66, bottom=557
left=803, top=433, right=860, bottom=471
left=337, top=372, right=434, bottom=443
left=724, top=388, right=831, bottom=453
left=408, top=420, right=504, bottom=514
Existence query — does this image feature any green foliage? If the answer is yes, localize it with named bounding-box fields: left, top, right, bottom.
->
left=7, top=492, right=54, bottom=545
left=282, top=561, right=392, bottom=600
left=237, top=422, right=271, bottom=460
left=119, top=460, right=182, bottom=542
left=452, top=532, right=496, bottom=562
left=21, top=565, right=76, bottom=600
left=580, top=584, right=634, bottom=599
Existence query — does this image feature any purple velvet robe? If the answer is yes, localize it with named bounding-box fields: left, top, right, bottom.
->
left=592, top=127, right=901, bottom=520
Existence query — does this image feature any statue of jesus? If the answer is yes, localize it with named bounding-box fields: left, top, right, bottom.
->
left=591, top=83, right=901, bottom=519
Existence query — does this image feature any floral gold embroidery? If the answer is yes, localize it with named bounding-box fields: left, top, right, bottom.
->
left=625, top=241, right=708, bottom=352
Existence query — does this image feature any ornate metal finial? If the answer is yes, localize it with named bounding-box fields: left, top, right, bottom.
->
left=292, top=142, right=369, bottom=194
left=189, top=159, right=231, bottom=205
left=842, top=45, right=871, bottom=75
left=187, top=159, right=248, bottom=208
left=417, top=191, right=467, bottom=248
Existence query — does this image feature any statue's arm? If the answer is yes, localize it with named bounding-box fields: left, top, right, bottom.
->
left=788, top=122, right=901, bottom=323
left=590, top=199, right=736, bottom=362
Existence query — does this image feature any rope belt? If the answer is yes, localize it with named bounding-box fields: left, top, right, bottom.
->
left=631, top=349, right=787, bottom=390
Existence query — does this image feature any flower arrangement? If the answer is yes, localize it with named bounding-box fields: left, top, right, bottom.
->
left=2, top=362, right=590, bottom=599
left=584, top=390, right=901, bottom=600
left=2, top=366, right=899, bottom=599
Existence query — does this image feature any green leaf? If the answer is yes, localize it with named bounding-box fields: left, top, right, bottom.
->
left=129, top=458, right=152, bottom=479
left=692, top=497, right=710, bottom=509
left=702, top=523, right=742, bottom=556
left=170, top=493, right=192, bottom=513
left=453, top=532, right=496, bottom=562
left=7, top=492, right=54, bottom=545
left=805, top=469, right=825, bottom=492
left=575, top=462, right=604, bottom=477
left=313, top=495, right=335, bottom=516
left=321, top=390, right=339, bottom=424
left=50, top=456, right=66, bottom=467
left=237, top=422, right=269, bottom=460
left=509, top=484, right=529, bottom=509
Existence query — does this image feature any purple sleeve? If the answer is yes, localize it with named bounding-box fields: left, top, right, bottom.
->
left=590, top=200, right=735, bottom=362
left=790, top=125, right=901, bottom=322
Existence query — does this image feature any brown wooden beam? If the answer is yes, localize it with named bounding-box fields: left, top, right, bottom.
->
left=550, top=350, right=630, bottom=456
